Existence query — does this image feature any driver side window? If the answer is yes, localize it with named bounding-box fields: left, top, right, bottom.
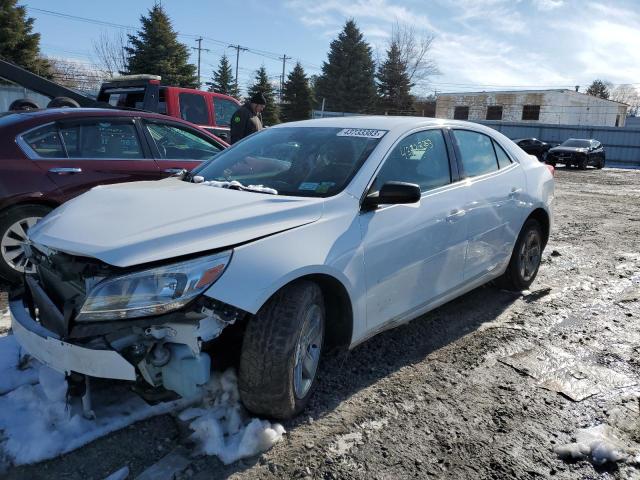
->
left=373, top=129, right=451, bottom=193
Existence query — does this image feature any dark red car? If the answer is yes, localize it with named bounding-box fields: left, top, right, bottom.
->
left=0, top=107, right=228, bottom=282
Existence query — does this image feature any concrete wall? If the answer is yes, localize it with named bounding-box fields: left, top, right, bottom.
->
left=436, top=90, right=627, bottom=127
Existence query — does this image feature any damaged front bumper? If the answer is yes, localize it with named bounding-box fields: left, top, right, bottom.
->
left=10, top=276, right=244, bottom=399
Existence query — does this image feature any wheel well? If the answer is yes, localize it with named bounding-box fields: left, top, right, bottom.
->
left=291, top=274, right=354, bottom=350
left=1, top=199, right=58, bottom=216
left=527, top=208, right=550, bottom=248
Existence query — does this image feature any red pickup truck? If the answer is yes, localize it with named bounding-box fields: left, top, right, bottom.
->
left=96, top=75, right=241, bottom=142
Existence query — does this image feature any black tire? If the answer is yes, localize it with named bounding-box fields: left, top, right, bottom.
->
left=239, top=281, right=325, bottom=419
left=8, top=98, right=40, bottom=111
left=47, top=96, right=80, bottom=108
left=0, top=204, right=52, bottom=284
left=578, top=157, right=587, bottom=170
left=597, top=156, right=605, bottom=169
left=497, top=218, right=543, bottom=291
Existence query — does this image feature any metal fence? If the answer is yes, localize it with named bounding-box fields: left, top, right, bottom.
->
left=311, top=111, right=640, bottom=168
left=477, top=120, right=640, bottom=167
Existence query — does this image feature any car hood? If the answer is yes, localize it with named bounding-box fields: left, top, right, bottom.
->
left=549, top=146, right=588, bottom=153
left=29, top=178, right=324, bottom=267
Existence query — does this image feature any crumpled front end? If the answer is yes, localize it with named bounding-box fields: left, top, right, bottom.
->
left=9, top=242, right=245, bottom=400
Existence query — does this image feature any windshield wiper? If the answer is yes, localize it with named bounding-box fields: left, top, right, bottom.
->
left=196, top=179, right=278, bottom=195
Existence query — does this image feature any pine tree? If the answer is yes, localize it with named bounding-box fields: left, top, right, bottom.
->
left=281, top=63, right=313, bottom=122
left=206, top=54, right=239, bottom=98
left=586, top=79, right=611, bottom=100
left=315, top=20, right=377, bottom=114
left=0, top=0, right=50, bottom=76
left=123, top=5, right=197, bottom=88
left=247, top=66, right=280, bottom=125
left=376, top=41, right=414, bottom=115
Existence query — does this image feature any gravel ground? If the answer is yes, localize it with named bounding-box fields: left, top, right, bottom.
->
left=4, top=167, right=640, bottom=480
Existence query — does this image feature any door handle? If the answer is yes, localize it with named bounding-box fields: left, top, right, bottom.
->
left=446, top=209, right=465, bottom=222
left=164, top=168, right=185, bottom=175
left=49, top=167, right=82, bottom=174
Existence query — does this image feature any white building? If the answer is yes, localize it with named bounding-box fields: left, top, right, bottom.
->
left=435, top=89, right=628, bottom=127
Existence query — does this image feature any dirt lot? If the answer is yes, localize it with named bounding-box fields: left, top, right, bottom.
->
left=3, top=167, right=640, bottom=480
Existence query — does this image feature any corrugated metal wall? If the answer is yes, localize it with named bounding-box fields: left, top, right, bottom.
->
left=0, top=86, right=51, bottom=112
left=477, top=120, right=640, bottom=167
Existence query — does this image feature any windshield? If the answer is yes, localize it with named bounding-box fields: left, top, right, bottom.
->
left=561, top=139, right=590, bottom=148
left=191, top=127, right=386, bottom=197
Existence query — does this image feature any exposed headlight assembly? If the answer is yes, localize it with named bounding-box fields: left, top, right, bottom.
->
left=76, top=251, right=232, bottom=322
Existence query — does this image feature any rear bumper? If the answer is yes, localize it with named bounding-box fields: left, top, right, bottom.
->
left=10, top=299, right=136, bottom=380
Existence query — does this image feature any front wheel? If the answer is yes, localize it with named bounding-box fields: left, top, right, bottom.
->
left=497, top=218, right=543, bottom=291
left=239, top=281, right=325, bottom=419
left=0, top=204, right=52, bottom=283
left=597, top=156, right=605, bottom=169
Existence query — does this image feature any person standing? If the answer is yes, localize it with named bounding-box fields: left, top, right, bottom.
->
left=230, top=92, right=266, bottom=144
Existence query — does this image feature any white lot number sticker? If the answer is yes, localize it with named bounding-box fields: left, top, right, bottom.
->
left=337, top=128, right=387, bottom=138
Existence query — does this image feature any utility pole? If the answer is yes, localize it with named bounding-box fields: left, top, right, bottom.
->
left=279, top=54, right=290, bottom=102
left=192, top=37, right=210, bottom=89
left=229, top=44, right=248, bottom=94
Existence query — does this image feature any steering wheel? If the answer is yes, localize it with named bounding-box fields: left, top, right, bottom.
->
left=157, top=137, right=173, bottom=158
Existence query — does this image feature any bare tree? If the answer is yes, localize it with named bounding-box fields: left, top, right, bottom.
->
left=47, top=57, right=103, bottom=93
left=390, top=22, right=439, bottom=92
left=92, top=31, right=127, bottom=78
left=610, top=84, right=640, bottom=115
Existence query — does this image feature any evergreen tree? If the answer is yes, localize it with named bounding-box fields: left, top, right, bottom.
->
left=281, top=63, right=313, bottom=122
left=586, top=79, right=611, bottom=100
left=247, top=66, right=280, bottom=125
left=315, top=20, right=376, bottom=114
left=0, top=0, right=50, bottom=76
left=206, top=54, right=239, bottom=98
left=376, top=41, right=414, bottom=115
left=123, top=5, right=197, bottom=88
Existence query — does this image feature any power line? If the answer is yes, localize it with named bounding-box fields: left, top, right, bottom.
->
left=192, top=37, right=210, bottom=88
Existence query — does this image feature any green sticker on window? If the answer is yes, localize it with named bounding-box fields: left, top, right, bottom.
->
left=233, top=116, right=241, bottom=123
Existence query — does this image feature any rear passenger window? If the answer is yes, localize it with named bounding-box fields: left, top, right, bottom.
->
left=374, top=129, right=451, bottom=193
left=493, top=141, right=512, bottom=169
left=212, top=98, right=238, bottom=126
left=21, top=124, right=65, bottom=158
left=452, top=130, right=499, bottom=178
left=179, top=93, right=208, bottom=125
left=59, top=121, right=144, bottom=159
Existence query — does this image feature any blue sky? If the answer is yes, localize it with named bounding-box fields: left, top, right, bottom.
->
left=23, top=0, right=640, bottom=97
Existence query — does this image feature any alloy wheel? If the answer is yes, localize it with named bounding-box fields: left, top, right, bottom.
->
left=0, top=216, right=41, bottom=274
left=518, top=229, right=541, bottom=282
left=293, top=303, right=323, bottom=399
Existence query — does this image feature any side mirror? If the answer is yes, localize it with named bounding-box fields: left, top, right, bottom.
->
left=362, top=181, right=421, bottom=211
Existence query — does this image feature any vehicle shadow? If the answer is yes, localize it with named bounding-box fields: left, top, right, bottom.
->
left=209, top=281, right=523, bottom=477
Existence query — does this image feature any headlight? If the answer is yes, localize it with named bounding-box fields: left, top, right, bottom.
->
left=76, top=251, right=232, bottom=322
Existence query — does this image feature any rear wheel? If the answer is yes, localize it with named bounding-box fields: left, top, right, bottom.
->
left=239, top=281, right=325, bottom=419
left=498, top=218, right=543, bottom=291
left=0, top=205, right=52, bottom=283
left=578, top=157, right=587, bottom=170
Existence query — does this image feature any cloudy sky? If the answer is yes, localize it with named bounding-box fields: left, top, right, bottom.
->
left=23, top=0, right=640, bottom=96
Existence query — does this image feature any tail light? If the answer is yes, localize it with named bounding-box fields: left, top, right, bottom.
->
left=545, top=164, right=555, bottom=177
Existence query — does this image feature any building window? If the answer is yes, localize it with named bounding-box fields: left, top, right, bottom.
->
left=454, top=106, right=469, bottom=120
left=522, top=105, right=540, bottom=121
left=486, top=106, right=503, bottom=120
left=615, top=115, right=620, bottom=127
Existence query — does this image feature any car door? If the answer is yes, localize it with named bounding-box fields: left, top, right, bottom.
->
left=141, top=119, right=224, bottom=175
left=451, top=129, right=527, bottom=282
left=359, top=128, right=468, bottom=331
left=20, top=118, right=162, bottom=201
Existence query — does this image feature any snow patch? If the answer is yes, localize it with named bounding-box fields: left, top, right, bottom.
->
left=180, top=369, right=285, bottom=465
left=103, top=465, right=130, bottom=480
left=198, top=180, right=278, bottom=195
left=0, top=335, right=39, bottom=394
left=554, top=424, right=629, bottom=465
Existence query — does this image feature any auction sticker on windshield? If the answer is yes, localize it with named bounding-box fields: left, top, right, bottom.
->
left=337, top=128, right=387, bottom=138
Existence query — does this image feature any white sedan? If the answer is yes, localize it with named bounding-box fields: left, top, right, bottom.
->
left=10, top=117, right=554, bottom=419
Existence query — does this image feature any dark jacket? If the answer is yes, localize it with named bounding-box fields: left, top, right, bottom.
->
left=230, top=102, right=263, bottom=144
